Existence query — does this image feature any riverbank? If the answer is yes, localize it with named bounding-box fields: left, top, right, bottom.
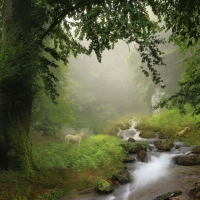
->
left=0, top=134, right=128, bottom=199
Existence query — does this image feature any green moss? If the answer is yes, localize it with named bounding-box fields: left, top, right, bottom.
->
left=139, top=130, right=156, bottom=138
left=96, top=179, right=111, bottom=193
left=122, top=141, right=148, bottom=153
left=7, top=120, right=37, bottom=173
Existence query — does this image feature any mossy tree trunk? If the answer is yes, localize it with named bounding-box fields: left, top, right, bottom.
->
left=0, top=0, right=37, bottom=172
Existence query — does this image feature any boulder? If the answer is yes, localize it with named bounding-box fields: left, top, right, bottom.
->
left=123, top=141, right=148, bottom=154
left=139, top=130, right=155, bottom=138
left=151, top=190, right=182, bottom=200
left=96, top=179, right=114, bottom=194
left=148, top=144, right=155, bottom=151
left=173, top=154, right=200, bottom=165
left=154, top=140, right=174, bottom=151
left=123, top=155, right=136, bottom=163
left=192, top=146, right=200, bottom=154
left=113, top=169, right=132, bottom=184
left=189, top=180, right=200, bottom=199
left=137, top=150, right=148, bottom=163
left=127, top=138, right=136, bottom=142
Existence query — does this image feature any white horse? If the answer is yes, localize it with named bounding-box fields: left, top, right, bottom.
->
left=65, top=132, right=84, bottom=146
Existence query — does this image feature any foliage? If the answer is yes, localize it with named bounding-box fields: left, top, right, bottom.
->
left=33, top=135, right=126, bottom=172
left=154, top=38, right=200, bottom=115
left=148, top=0, right=200, bottom=46
left=0, top=0, right=165, bottom=108
left=127, top=31, right=184, bottom=115
left=96, top=178, right=111, bottom=193
left=148, top=1, right=200, bottom=115
left=38, top=188, right=65, bottom=200
left=31, top=61, right=77, bottom=135
left=0, top=134, right=126, bottom=199
left=138, top=105, right=200, bottom=145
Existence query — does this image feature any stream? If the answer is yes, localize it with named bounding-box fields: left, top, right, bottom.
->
left=62, top=121, right=200, bottom=200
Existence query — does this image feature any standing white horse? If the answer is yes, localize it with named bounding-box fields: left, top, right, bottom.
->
left=65, top=132, right=84, bottom=146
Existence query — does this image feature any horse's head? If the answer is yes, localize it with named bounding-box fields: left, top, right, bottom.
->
left=184, top=127, right=190, bottom=131
left=80, top=132, right=84, bottom=136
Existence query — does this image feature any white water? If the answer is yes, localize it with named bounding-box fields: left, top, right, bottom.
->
left=131, top=154, right=175, bottom=192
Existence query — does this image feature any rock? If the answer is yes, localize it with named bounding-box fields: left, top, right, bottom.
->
left=127, top=138, right=136, bottom=142
left=123, top=155, right=136, bottom=163
left=139, top=130, right=156, bottom=138
left=96, top=179, right=114, bottom=194
left=123, top=141, right=148, bottom=154
left=154, top=140, right=174, bottom=151
left=189, top=180, right=200, bottom=199
left=151, top=190, right=182, bottom=200
left=173, top=154, right=200, bottom=165
left=148, top=144, right=155, bottom=151
left=192, top=146, right=200, bottom=154
left=113, top=169, right=132, bottom=184
left=174, top=145, right=181, bottom=150
left=137, top=150, right=148, bottom=163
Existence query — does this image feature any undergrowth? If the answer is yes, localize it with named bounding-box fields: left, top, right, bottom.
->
left=33, top=135, right=126, bottom=172
left=0, top=135, right=126, bottom=199
left=138, top=105, right=200, bottom=145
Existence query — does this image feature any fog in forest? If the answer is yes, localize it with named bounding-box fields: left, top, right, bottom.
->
left=67, top=33, right=184, bottom=133
left=30, top=8, right=186, bottom=138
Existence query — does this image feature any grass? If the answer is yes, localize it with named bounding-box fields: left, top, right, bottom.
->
left=0, top=135, right=126, bottom=200
left=137, top=105, right=200, bottom=146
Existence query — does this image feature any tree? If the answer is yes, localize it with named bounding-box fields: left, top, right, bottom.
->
left=0, top=0, right=165, bottom=172
left=148, top=0, right=200, bottom=114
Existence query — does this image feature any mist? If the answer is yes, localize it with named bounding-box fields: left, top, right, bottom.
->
left=67, top=34, right=184, bottom=133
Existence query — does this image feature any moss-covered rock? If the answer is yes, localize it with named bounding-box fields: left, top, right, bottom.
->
left=123, top=155, right=136, bottom=163
left=115, top=121, right=131, bottom=130
left=121, top=141, right=148, bottom=154
left=113, top=169, right=131, bottom=184
left=154, top=140, right=174, bottom=151
left=192, top=146, right=200, bottom=154
left=96, top=179, right=114, bottom=194
left=127, top=138, right=136, bottom=142
left=151, top=190, right=182, bottom=200
left=173, top=154, right=200, bottom=165
left=139, top=130, right=156, bottom=138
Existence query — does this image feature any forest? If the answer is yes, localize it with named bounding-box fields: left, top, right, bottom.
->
left=0, top=0, right=200, bottom=199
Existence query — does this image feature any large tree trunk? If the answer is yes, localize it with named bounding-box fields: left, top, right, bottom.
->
left=0, top=0, right=37, bottom=172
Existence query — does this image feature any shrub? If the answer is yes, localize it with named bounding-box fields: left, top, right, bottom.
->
left=33, top=135, right=126, bottom=172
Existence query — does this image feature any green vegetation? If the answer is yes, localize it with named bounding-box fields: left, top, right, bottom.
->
left=0, top=135, right=126, bottom=199
left=33, top=135, right=126, bottom=172
left=0, top=0, right=165, bottom=171
left=137, top=105, right=200, bottom=146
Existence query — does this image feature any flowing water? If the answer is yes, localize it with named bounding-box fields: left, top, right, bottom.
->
left=62, top=121, right=200, bottom=200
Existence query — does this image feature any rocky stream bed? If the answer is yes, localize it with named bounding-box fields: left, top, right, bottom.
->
left=60, top=121, right=200, bottom=200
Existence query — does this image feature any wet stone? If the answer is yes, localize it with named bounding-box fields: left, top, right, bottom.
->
left=151, top=190, right=182, bottom=200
